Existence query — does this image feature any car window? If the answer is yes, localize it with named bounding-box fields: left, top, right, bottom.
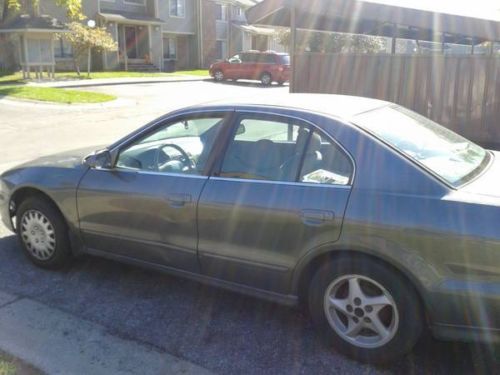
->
left=228, top=54, right=241, bottom=63
left=353, top=105, right=489, bottom=187
left=116, top=116, right=224, bottom=175
left=263, top=54, right=276, bottom=64
left=220, top=117, right=311, bottom=182
left=278, top=54, right=290, bottom=65
left=243, top=53, right=257, bottom=63
left=299, top=131, right=353, bottom=186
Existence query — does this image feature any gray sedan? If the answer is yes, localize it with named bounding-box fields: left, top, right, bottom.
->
left=0, top=94, right=499, bottom=363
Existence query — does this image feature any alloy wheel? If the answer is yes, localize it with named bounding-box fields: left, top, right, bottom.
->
left=323, top=274, right=399, bottom=349
left=214, top=70, right=224, bottom=81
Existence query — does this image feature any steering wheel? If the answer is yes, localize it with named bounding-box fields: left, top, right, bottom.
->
left=156, top=144, right=196, bottom=172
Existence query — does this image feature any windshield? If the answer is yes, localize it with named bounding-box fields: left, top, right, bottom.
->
left=353, top=105, right=490, bottom=187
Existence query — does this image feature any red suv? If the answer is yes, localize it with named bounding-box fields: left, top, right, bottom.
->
left=209, top=51, right=290, bottom=86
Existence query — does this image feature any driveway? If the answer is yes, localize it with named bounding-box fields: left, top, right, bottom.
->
left=0, top=81, right=498, bottom=374
left=0, top=80, right=285, bottom=171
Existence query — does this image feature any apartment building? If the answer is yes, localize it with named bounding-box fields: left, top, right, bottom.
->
left=0, top=0, right=281, bottom=73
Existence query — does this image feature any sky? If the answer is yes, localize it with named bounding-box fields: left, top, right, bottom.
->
left=366, top=0, right=500, bottom=21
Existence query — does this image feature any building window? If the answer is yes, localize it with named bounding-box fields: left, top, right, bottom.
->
left=163, top=37, right=177, bottom=59
left=216, top=40, right=227, bottom=60
left=233, top=6, right=242, bottom=17
left=123, top=0, right=145, bottom=5
left=54, top=38, right=72, bottom=58
left=169, top=0, right=185, bottom=17
left=216, top=3, right=227, bottom=21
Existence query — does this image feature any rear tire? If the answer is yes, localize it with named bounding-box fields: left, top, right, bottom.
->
left=308, top=256, right=423, bottom=364
left=260, top=72, right=272, bottom=86
left=16, top=196, right=72, bottom=269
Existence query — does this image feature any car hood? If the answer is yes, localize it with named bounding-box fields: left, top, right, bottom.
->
left=454, top=150, right=500, bottom=204
left=9, top=146, right=103, bottom=172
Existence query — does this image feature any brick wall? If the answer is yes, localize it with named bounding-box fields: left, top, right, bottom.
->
left=201, top=0, right=218, bottom=67
left=176, top=36, right=190, bottom=69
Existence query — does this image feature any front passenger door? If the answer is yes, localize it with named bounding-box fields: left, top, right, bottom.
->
left=197, top=113, right=354, bottom=293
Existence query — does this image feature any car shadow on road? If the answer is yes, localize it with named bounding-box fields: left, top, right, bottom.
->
left=210, top=80, right=288, bottom=89
left=0, top=233, right=498, bottom=374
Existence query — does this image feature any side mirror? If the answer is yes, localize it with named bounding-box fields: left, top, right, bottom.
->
left=84, top=149, right=113, bottom=169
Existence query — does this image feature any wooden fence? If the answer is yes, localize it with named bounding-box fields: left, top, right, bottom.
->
left=292, top=54, right=500, bottom=149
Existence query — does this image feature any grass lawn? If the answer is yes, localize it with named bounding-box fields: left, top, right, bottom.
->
left=0, top=357, right=15, bottom=375
left=0, top=70, right=209, bottom=84
left=0, top=351, right=41, bottom=375
left=0, top=72, right=24, bottom=85
left=171, top=69, right=209, bottom=76
left=0, top=86, right=116, bottom=104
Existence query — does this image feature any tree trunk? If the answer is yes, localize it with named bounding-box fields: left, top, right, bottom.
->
left=73, top=57, right=80, bottom=76
left=87, top=47, right=91, bottom=77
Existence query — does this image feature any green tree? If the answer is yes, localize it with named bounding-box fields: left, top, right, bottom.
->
left=60, top=22, right=117, bottom=77
left=324, top=33, right=386, bottom=54
left=276, top=28, right=386, bottom=54
left=274, top=28, right=290, bottom=51
left=6, top=0, right=83, bottom=20
left=308, top=32, right=324, bottom=52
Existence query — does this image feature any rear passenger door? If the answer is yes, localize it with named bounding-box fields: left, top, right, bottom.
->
left=197, top=113, right=354, bottom=293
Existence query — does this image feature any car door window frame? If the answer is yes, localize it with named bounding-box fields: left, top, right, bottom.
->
left=107, top=110, right=235, bottom=177
left=211, top=111, right=356, bottom=187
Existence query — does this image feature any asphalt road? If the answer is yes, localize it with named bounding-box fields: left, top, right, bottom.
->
left=0, top=80, right=498, bottom=374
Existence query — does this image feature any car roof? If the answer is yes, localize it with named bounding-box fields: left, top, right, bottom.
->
left=192, top=94, right=388, bottom=120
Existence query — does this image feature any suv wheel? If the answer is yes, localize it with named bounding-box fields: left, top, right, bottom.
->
left=260, top=72, right=272, bottom=86
left=308, top=256, right=423, bottom=363
left=16, top=196, right=72, bottom=269
left=214, top=70, right=225, bottom=82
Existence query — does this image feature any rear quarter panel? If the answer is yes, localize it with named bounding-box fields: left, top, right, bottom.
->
left=321, top=119, right=500, bottom=328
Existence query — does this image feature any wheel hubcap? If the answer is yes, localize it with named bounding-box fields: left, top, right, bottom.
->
left=324, top=274, right=399, bottom=348
left=215, top=71, right=223, bottom=80
left=20, top=210, right=56, bottom=261
left=262, top=75, right=271, bottom=84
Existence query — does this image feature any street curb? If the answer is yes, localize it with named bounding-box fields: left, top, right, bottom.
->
left=0, top=96, right=134, bottom=109
left=28, top=76, right=212, bottom=89
left=0, top=291, right=214, bottom=375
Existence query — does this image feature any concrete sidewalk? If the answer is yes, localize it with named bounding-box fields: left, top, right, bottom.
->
left=0, top=291, right=214, bottom=375
left=27, top=75, right=211, bottom=89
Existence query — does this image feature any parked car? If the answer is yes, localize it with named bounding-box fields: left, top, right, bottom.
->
left=209, top=50, right=290, bottom=85
left=1, top=95, right=499, bottom=364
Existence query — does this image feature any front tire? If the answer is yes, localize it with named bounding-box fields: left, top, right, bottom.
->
left=16, top=196, right=72, bottom=269
left=213, top=70, right=225, bottom=82
left=308, top=256, right=423, bottom=363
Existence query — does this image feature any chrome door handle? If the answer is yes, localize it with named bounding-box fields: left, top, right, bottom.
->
left=300, top=209, right=335, bottom=225
left=166, top=193, right=192, bottom=207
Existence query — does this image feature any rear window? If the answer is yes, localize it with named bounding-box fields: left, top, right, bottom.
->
left=278, top=55, right=290, bottom=65
left=352, top=105, right=490, bottom=187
